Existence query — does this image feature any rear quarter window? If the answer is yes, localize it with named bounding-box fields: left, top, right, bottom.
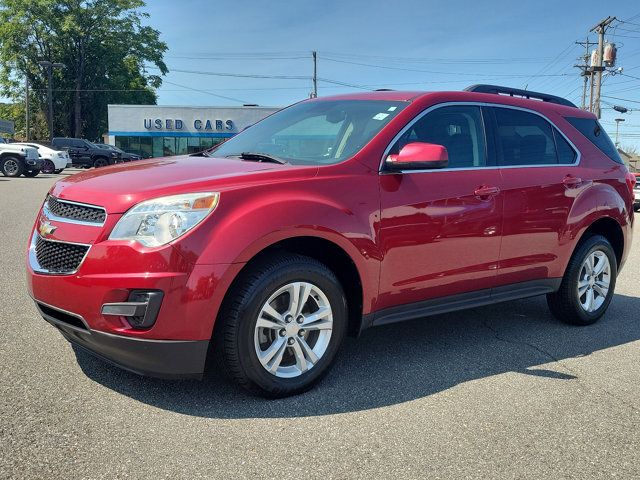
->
left=565, top=117, right=622, bottom=164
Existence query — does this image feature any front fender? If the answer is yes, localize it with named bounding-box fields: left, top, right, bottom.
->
left=172, top=175, right=381, bottom=314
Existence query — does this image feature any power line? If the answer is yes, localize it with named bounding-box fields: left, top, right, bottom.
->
left=319, top=56, right=570, bottom=78
left=602, top=95, right=640, bottom=105
left=321, top=51, right=555, bottom=64
left=148, top=66, right=310, bottom=80
left=161, top=79, right=249, bottom=103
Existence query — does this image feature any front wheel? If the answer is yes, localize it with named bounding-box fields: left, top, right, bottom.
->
left=42, top=160, right=56, bottom=174
left=93, top=157, right=109, bottom=168
left=547, top=234, right=617, bottom=325
left=1, top=156, right=24, bottom=177
left=216, top=254, right=347, bottom=398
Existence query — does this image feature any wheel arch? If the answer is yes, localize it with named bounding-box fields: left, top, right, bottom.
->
left=575, top=216, right=625, bottom=268
left=212, top=235, right=366, bottom=342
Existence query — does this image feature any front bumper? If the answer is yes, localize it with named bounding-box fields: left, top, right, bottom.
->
left=26, top=201, right=245, bottom=379
left=36, top=301, right=208, bottom=378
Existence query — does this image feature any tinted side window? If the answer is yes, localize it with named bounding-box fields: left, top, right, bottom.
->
left=565, top=117, right=622, bottom=164
left=54, top=138, right=69, bottom=147
left=493, top=108, right=557, bottom=166
left=553, top=130, right=577, bottom=164
left=390, top=105, right=486, bottom=168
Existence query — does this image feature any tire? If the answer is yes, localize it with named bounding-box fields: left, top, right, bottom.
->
left=547, top=234, right=617, bottom=325
left=54, top=169, right=63, bottom=174
left=93, top=157, right=109, bottom=168
left=23, top=169, right=40, bottom=177
left=1, top=156, right=24, bottom=177
left=216, top=254, right=347, bottom=398
left=634, top=204, right=640, bottom=213
left=42, top=160, right=56, bottom=174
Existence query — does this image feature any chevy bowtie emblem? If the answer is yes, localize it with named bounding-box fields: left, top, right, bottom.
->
left=39, top=221, right=57, bottom=237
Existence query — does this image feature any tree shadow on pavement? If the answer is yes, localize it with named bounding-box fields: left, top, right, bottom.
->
left=73, top=293, right=640, bottom=418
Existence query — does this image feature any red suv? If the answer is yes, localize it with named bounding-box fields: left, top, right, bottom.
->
left=27, top=85, right=635, bottom=397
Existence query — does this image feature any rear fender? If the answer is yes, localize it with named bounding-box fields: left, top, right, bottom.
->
left=560, top=182, right=631, bottom=274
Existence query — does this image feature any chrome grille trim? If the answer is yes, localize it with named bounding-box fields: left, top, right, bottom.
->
left=28, top=232, right=91, bottom=275
left=44, top=195, right=107, bottom=227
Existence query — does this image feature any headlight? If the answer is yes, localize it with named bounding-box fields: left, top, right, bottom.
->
left=110, top=152, right=118, bottom=157
left=109, top=192, right=220, bottom=247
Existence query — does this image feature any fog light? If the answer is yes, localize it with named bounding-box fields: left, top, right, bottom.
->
left=101, top=290, right=164, bottom=329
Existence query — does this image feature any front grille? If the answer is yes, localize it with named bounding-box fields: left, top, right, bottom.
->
left=47, top=196, right=106, bottom=224
left=34, top=236, right=89, bottom=274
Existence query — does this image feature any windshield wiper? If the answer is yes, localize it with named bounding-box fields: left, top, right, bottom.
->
left=232, top=152, right=287, bottom=164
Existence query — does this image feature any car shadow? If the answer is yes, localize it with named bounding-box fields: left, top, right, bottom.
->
left=73, top=293, right=640, bottom=418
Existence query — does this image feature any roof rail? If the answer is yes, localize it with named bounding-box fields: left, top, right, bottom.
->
left=464, top=84, right=577, bottom=108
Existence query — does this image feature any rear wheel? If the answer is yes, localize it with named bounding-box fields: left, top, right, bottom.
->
left=1, top=156, right=24, bottom=177
left=23, top=169, right=40, bottom=177
left=216, top=254, right=347, bottom=398
left=93, top=157, right=109, bottom=168
left=547, top=234, right=617, bottom=325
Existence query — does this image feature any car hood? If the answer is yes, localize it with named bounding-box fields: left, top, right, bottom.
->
left=50, top=155, right=304, bottom=213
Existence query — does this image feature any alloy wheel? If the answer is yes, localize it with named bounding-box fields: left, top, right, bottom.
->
left=42, top=160, right=55, bottom=174
left=254, top=281, right=333, bottom=378
left=4, top=159, right=19, bottom=175
left=577, top=250, right=611, bottom=313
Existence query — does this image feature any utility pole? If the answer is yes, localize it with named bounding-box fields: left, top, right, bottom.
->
left=38, top=60, right=65, bottom=142
left=311, top=51, right=318, bottom=98
left=575, top=38, right=595, bottom=110
left=590, top=16, right=616, bottom=119
left=25, top=76, right=30, bottom=141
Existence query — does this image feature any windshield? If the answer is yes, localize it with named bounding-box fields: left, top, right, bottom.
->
left=208, top=100, right=407, bottom=165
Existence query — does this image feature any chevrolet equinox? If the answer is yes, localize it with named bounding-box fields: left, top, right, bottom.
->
left=27, top=85, right=635, bottom=397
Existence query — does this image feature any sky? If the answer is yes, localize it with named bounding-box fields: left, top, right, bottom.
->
left=143, top=0, right=640, bottom=150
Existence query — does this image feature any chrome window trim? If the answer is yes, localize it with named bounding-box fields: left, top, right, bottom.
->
left=44, top=195, right=107, bottom=227
left=378, top=101, right=581, bottom=174
left=28, top=232, right=92, bottom=276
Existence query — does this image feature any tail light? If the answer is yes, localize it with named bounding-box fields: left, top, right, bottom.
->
left=625, top=172, right=636, bottom=193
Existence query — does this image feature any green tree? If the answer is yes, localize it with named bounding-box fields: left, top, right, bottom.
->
left=0, top=101, right=49, bottom=139
left=0, top=0, right=167, bottom=140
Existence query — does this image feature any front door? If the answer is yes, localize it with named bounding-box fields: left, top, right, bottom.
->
left=377, top=104, right=504, bottom=311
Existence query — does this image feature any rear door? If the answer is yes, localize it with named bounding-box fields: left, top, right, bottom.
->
left=487, top=106, right=580, bottom=286
left=377, top=104, right=504, bottom=311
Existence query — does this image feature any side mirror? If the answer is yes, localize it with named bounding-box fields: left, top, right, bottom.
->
left=386, top=142, right=449, bottom=170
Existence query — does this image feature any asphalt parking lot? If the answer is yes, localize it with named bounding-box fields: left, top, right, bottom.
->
left=1, top=170, right=639, bottom=479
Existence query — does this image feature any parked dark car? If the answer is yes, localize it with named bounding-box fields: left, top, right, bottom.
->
left=51, top=138, right=121, bottom=168
left=95, top=143, right=142, bottom=162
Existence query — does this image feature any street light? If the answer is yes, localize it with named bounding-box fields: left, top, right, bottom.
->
left=614, top=118, right=625, bottom=146
left=38, top=60, right=65, bottom=142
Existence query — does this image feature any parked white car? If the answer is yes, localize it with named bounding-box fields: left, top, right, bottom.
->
left=13, top=142, right=71, bottom=174
left=0, top=143, right=41, bottom=177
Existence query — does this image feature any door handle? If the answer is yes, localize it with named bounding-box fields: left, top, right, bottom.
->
left=562, top=175, right=582, bottom=188
left=474, top=186, right=500, bottom=198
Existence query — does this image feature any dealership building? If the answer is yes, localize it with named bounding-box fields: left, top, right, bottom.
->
left=107, top=105, right=279, bottom=157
